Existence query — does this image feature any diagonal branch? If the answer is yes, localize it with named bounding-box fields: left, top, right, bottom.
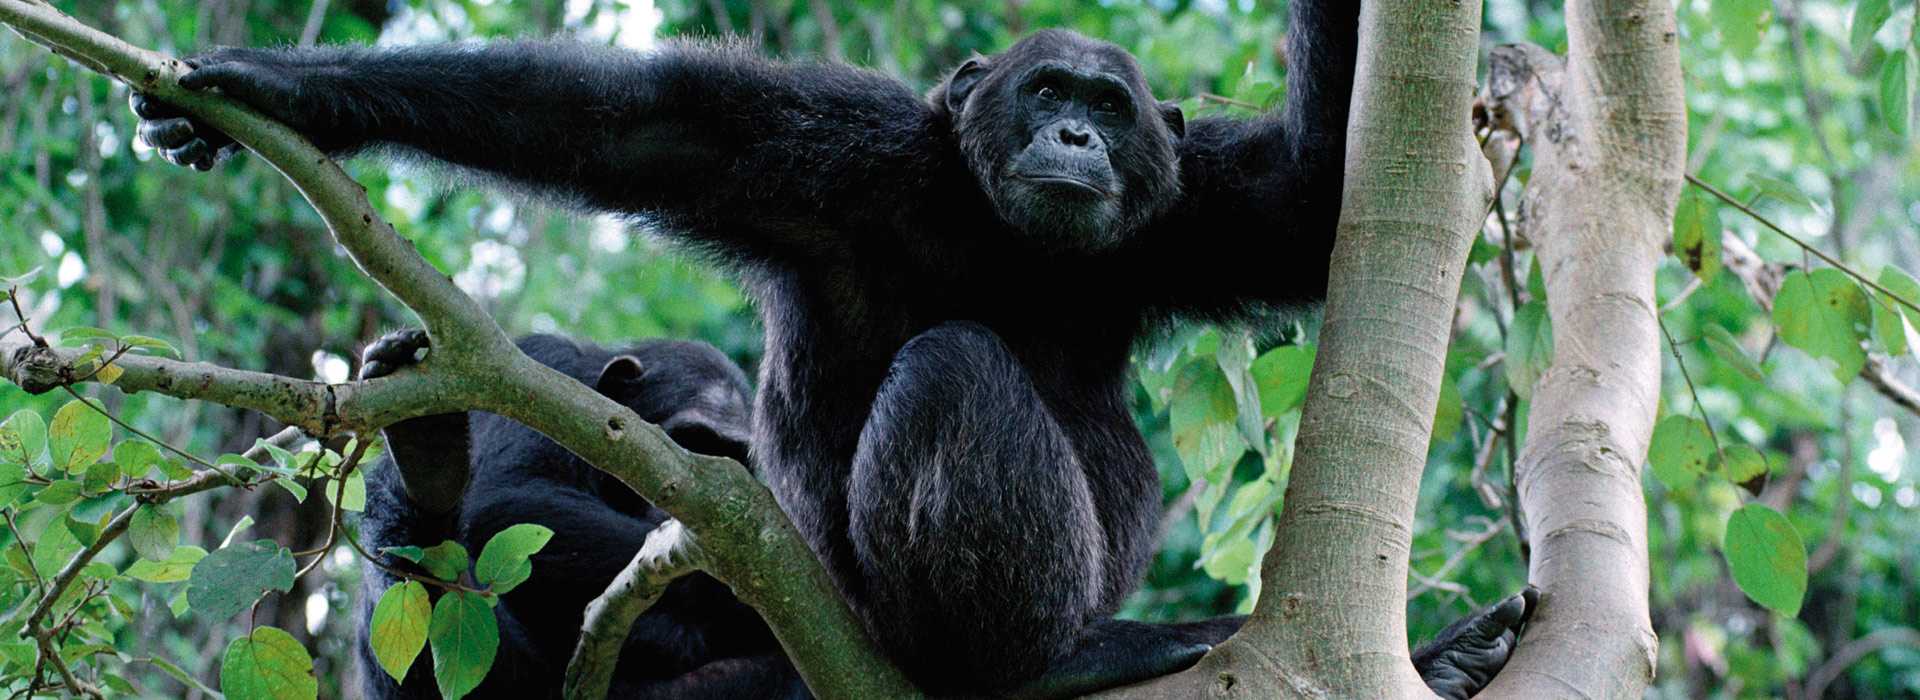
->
left=0, top=3, right=912, bottom=696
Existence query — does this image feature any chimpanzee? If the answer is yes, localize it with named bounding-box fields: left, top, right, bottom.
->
left=138, top=0, right=1534, bottom=695
left=355, top=330, right=806, bottom=699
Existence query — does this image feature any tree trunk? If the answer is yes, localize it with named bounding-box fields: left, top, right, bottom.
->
left=1103, top=1, right=1490, bottom=696
left=1476, top=0, right=1685, bottom=696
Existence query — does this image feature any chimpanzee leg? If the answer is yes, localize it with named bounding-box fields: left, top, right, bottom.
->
left=609, top=655, right=810, bottom=700
left=847, top=321, right=1109, bottom=691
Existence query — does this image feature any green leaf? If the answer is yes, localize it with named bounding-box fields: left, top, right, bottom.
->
left=1672, top=195, right=1721, bottom=282
left=29, top=519, right=80, bottom=579
left=1169, top=360, right=1247, bottom=485
left=0, top=410, right=47, bottom=467
left=1214, top=331, right=1267, bottom=456
left=1773, top=269, right=1871, bottom=382
left=1506, top=301, right=1554, bottom=399
left=220, top=626, right=318, bottom=700
left=1723, top=504, right=1808, bottom=616
left=369, top=581, right=431, bottom=683
left=1432, top=370, right=1462, bottom=446
left=387, top=541, right=470, bottom=582
left=1712, top=0, right=1771, bottom=55
left=48, top=400, right=110, bottom=474
left=1875, top=267, right=1920, bottom=355
left=187, top=540, right=297, bottom=621
left=475, top=524, right=555, bottom=594
left=125, top=546, right=207, bottom=583
left=33, top=480, right=83, bottom=506
left=1717, top=444, right=1770, bottom=484
left=55, top=327, right=117, bottom=346
left=1880, top=51, right=1913, bottom=136
left=324, top=470, right=367, bottom=512
left=274, top=479, right=309, bottom=503
left=1703, top=325, right=1765, bottom=381
left=0, top=463, right=26, bottom=508
left=429, top=591, right=499, bottom=700
left=129, top=506, right=181, bottom=561
left=1852, top=0, right=1893, bottom=57
left=81, top=460, right=121, bottom=494
left=1250, top=344, right=1315, bottom=418
left=1649, top=415, right=1716, bottom=490
left=119, top=335, right=180, bottom=358
left=1880, top=266, right=1920, bottom=327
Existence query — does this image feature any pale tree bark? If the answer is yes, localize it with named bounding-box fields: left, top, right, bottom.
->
left=1102, top=1, right=1491, bottom=696
left=1475, top=0, right=1685, bottom=697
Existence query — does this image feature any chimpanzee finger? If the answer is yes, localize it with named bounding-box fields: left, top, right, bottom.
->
left=137, top=117, right=197, bottom=149
left=177, top=61, right=257, bottom=92
left=128, top=91, right=183, bottom=119
left=161, top=138, right=213, bottom=169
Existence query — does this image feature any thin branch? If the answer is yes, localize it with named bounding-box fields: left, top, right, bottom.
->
left=563, top=519, right=705, bottom=699
left=1687, top=173, right=1920, bottom=317
left=1804, top=627, right=1920, bottom=700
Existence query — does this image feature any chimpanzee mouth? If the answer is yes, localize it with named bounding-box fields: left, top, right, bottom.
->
left=1014, top=175, right=1112, bottom=198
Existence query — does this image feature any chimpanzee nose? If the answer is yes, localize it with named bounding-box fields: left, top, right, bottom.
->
left=1056, top=124, right=1094, bottom=148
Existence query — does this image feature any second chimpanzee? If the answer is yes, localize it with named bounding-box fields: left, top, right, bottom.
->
left=355, top=330, right=805, bottom=699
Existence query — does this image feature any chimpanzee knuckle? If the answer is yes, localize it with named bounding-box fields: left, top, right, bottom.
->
left=138, top=118, right=193, bottom=149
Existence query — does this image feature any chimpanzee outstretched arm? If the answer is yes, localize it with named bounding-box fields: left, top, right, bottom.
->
left=1129, top=0, right=1360, bottom=313
left=130, top=41, right=936, bottom=258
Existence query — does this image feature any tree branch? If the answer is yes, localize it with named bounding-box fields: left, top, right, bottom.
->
left=0, top=3, right=912, bottom=696
left=563, top=519, right=705, bottom=699
left=1474, top=0, right=1686, bottom=693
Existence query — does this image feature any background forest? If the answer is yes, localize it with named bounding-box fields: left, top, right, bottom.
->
left=0, top=0, right=1915, bottom=697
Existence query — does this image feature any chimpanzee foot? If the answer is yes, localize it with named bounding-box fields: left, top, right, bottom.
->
left=1005, top=618, right=1216, bottom=700
left=359, top=329, right=431, bottom=381
left=1412, top=586, right=1538, bottom=700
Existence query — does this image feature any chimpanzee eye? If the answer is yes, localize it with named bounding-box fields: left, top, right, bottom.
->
left=1093, top=99, right=1120, bottom=115
left=1036, top=85, right=1063, bottom=102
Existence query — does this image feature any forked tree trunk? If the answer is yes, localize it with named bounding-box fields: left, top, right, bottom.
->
left=1476, top=0, right=1683, bottom=696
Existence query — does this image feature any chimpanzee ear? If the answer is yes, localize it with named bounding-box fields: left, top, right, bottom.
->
left=1158, top=100, right=1186, bottom=139
left=942, top=56, right=990, bottom=120
left=595, top=355, right=646, bottom=393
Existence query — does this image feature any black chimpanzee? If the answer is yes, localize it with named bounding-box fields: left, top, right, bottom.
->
left=355, top=330, right=807, bottom=699
left=137, top=0, right=1533, bottom=696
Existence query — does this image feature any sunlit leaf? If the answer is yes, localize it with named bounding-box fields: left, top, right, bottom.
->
left=1717, top=444, right=1770, bottom=485
left=1852, top=0, right=1893, bottom=57
left=370, top=581, right=431, bottom=683
left=387, top=541, right=470, bottom=582
left=125, top=546, right=207, bottom=583
left=474, top=524, right=554, bottom=595
left=1169, top=360, right=1246, bottom=485
left=1880, top=51, right=1912, bottom=136
left=1250, top=344, right=1315, bottom=417
left=48, top=400, right=111, bottom=474
left=220, top=626, right=317, bottom=700
left=1712, top=0, right=1771, bottom=56
left=1773, top=269, right=1870, bottom=382
left=1649, top=415, right=1715, bottom=490
left=1723, top=504, right=1807, bottom=616
left=0, top=410, right=47, bottom=467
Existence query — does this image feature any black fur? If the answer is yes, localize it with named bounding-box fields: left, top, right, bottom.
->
left=354, top=331, right=805, bottom=699
left=142, top=2, right=1530, bottom=695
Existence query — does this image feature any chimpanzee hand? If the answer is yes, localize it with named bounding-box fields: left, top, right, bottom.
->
left=358, top=328, right=432, bottom=381
left=130, top=48, right=344, bottom=170
left=1412, top=586, right=1538, bottom=700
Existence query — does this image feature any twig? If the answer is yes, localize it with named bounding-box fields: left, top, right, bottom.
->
left=1686, top=173, right=1920, bottom=316
left=1804, top=627, right=1920, bottom=700
left=563, top=520, right=705, bottom=700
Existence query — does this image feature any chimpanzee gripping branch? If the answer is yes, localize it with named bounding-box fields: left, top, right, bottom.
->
left=0, top=1, right=914, bottom=697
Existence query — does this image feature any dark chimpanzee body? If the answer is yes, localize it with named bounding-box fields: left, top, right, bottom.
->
left=355, top=330, right=807, bottom=699
left=138, top=0, right=1534, bottom=695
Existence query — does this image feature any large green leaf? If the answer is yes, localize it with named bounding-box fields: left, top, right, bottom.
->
left=0, top=410, right=47, bottom=467
left=1250, top=344, right=1315, bottom=418
left=1723, top=504, right=1807, bottom=616
left=220, top=626, right=318, bottom=700
left=187, top=540, right=297, bottom=621
left=129, top=506, right=181, bottom=561
left=1772, top=269, right=1870, bottom=382
left=474, top=524, right=555, bottom=595
left=1649, top=415, right=1715, bottom=490
left=1169, top=360, right=1246, bottom=485
left=429, top=591, right=500, bottom=700
left=125, top=546, right=208, bottom=583
left=370, top=581, right=431, bottom=683
left=47, top=400, right=110, bottom=474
